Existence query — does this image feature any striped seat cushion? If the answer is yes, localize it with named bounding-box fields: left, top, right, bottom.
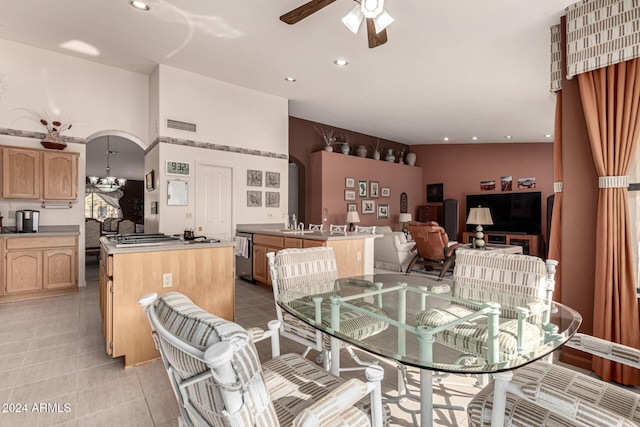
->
left=155, top=292, right=279, bottom=426
left=417, top=305, right=544, bottom=361
left=467, top=360, right=640, bottom=426
left=263, top=352, right=390, bottom=426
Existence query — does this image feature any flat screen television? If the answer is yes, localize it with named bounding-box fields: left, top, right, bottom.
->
left=466, top=192, right=541, bottom=235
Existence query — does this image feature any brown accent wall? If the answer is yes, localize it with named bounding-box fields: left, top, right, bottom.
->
left=409, top=143, right=554, bottom=242
left=120, top=180, right=144, bottom=223
left=308, top=151, right=423, bottom=229
left=289, top=117, right=408, bottom=223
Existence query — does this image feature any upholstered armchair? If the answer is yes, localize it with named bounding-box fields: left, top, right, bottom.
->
left=139, top=292, right=387, bottom=427
left=267, top=247, right=388, bottom=375
left=405, top=221, right=464, bottom=277
left=117, top=218, right=135, bottom=235
left=373, top=226, right=415, bottom=272
left=85, top=218, right=101, bottom=257
left=467, top=333, right=640, bottom=426
left=417, top=251, right=557, bottom=365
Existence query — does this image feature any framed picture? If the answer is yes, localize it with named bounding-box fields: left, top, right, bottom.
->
left=247, top=170, right=262, bottom=187
left=381, top=187, right=390, bottom=197
left=358, top=180, right=368, bottom=197
left=345, top=177, right=355, bottom=188
left=145, top=170, right=155, bottom=191
left=427, top=183, right=443, bottom=202
left=247, top=191, right=262, bottom=207
left=344, top=190, right=356, bottom=201
left=265, top=172, right=280, bottom=188
left=370, top=181, right=379, bottom=198
left=266, top=191, right=280, bottom=207
left=362, top=200, right=375, bottom=214
left=377, top=204, right=389, bottom=219
left=347, top=203, right=357, bottom=212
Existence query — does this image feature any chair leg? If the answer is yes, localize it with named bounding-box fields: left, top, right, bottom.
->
left=405, top=254, right=419, bottom=275
left=438, top=255, right=456, bottom=278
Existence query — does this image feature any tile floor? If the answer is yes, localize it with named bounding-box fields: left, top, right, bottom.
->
left=0, top=261, right=635, bottom=426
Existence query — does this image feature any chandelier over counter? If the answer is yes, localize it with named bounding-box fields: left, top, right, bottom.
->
left=88, top=136, right=126, bottom=193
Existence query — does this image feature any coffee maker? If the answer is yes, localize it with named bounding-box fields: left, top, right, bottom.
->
left=16, top=209, right=40, bottom=233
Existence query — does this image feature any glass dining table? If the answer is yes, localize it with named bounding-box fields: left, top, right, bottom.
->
left=277, top=273, right=582, bottom=427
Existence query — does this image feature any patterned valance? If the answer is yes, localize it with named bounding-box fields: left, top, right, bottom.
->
left=550, top=25, right=563, bottom=92
left=565, top=0, right=640, bottom=79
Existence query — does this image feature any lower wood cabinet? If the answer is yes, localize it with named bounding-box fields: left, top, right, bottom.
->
left=1, top=235, right=78, bottom=302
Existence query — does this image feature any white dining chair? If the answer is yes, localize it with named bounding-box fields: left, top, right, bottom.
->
left=354, top=225, right=376, bottom=234
left=308, top=223, right=323, bottom=232
left=330, top=224, right=348, bottom=235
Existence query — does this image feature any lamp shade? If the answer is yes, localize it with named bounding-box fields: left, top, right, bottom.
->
left=346, top=211, right=361, bottom=224
left=398, top=213, right=412, bottom=223
left=467, top=207, right=493, bottom=225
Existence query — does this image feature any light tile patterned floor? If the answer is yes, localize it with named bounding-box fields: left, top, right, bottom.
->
left=2, top=261, right=633, bottom=426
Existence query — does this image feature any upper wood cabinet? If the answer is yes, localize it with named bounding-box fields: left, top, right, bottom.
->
left=2, top=147, right=41, bottom=199
left=0, top=146, right=78, bottom=201
left=43, top=151, right=78, bottom=200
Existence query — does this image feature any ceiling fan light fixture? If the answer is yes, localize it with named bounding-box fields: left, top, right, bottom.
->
left=361, top=0, right=384, bottom=18
left=342, top=4, right=364, bottom=34
left=373, top=9, right=393, bottom=34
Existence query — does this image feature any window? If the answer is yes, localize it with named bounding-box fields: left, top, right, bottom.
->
left=85, top=193, right=120, bottom=221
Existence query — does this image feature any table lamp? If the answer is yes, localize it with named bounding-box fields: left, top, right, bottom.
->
left=466, top=206, right=493, bottom=248
left=346, top=211, right=360, bottom=231
left=398, top=213, right=412, bottom=236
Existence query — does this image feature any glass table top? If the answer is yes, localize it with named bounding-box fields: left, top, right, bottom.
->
left=277, top=273, right=582, bottom=374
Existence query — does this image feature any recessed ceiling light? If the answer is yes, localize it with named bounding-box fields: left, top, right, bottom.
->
left=334, top=59, right=348, bottom=66
left=285, top=77, right=296, bottom=82
left=544, top=134, right=553, bottom=138
left=505, top=135, right=513, bottom=139
left=129, top=1, right=150, bottom=11
left=443, top=137, right=449, bottom=141
left=471, top=136, right=478, bottom=140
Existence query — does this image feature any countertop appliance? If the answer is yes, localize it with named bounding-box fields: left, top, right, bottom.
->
left=235, top=232, right=254, bottom=283
left=16, top=209, right=40, bottom=233
left=109, top=233, right=180, bottom=248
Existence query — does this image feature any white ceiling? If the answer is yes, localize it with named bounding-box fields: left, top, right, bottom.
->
left=86, top=136, right=144, bottom=181
left=0, top=0, right=575, bottom=145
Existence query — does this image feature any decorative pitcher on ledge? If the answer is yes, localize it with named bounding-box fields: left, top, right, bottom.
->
left=385, top=148, right=395, bottom=162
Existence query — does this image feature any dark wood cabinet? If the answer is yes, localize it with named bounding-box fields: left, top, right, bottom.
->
left=417, top=203, right=443, bottom=224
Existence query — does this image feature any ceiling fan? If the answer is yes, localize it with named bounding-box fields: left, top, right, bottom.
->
left=280, top=0, right=393, bottom=49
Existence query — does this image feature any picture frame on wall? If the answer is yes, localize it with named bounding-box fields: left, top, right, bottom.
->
left=377, top=204, right=389, bottom=219
left=266, top=191, right=280, bottom=207
left=344, top=190, right=356, bottom=201
left=381, top=187, right=390, bottom=197
left=370, top=181, right=379, bottom=198
left=347, top=203, right=357, bottom=212
left=358, top=180, right=368, bottom=197
left=247, top=170, right=263, bottom=187
left=265, top=172, right=280, bottom=188
left=362, top=200, right=375, bottom=214
left=247, top=191, right=262, bottom=207
left=145, top=170, right=155, bottom=191
left=345, top=177, right=355, bottom=188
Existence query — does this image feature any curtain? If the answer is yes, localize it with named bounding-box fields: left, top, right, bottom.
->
left=548, top=92, right=563, bottom=302
left=85, top=184, right=123, bottom=210
left=577, top=58, right=640, bottom=385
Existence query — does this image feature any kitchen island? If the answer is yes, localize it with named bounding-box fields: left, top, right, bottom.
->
left=99, top=235, right=235, bottom=367
left=236, top=226, right=377, bottom=287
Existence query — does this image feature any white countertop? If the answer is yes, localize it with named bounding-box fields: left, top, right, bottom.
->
left=101, top=236, right=235, bottom=255
left=237, top=227, right=378, bottom=241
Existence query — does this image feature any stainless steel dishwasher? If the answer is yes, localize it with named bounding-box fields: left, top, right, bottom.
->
left=235, top=232, right=255, bottom=283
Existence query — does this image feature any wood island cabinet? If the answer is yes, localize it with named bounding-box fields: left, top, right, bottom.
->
left=1, top=235, right=78, bottom=302
left=0, top=145, right=78, bottom=201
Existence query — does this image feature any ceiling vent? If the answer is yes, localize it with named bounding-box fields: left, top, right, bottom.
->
left=166, top=118, right=197, bottom=133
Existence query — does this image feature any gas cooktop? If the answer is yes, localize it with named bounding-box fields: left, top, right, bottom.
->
left=110, top=233, right=181, bottom=248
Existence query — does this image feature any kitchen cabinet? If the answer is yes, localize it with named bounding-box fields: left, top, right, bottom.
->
left=100, top=242, right=234, bottom=366
left=252, top=234, right=284, bottom=287
left=0, top=145, right=78, bottom=201
left=460, top=232, right=543, bottom=257
left=1, top=235, right=78, bottom=302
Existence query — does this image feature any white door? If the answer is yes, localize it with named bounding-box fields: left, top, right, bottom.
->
left=195, top=163, right=232, bottom=241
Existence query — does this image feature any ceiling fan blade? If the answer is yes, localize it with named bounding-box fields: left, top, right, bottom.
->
left=366, top=18, right=388, bottom=48
left=280, top=0, right=337, bottom=25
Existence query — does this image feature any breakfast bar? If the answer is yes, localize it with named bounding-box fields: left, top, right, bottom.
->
left=99, top=235, right=235, bottom=367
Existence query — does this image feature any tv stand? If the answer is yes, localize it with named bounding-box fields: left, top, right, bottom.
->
left=461, top=232, right=542, bottom=257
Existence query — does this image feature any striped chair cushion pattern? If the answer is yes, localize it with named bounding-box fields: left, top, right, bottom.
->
left=155, top=292, right=279, bottom=426
left=467, top=360, right=640, bottom=427
left=274, top=247, right=340, bottom=293
left=263, top=352, right=389, bottom=426
left=452, top=252, right=548, bottom=320
left=568, top=334, right=640, bottom=367
left=416, top=306, right=544, bottom=361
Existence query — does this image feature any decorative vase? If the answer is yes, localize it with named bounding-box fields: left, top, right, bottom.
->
left=40, top=131, right=67, bottom=150
left=405, top=152, right=416, bottom=166
left=356, top=145, right=367, bottom=157
left=397, top=154, right=404, bottom=164
left=341, top=142, right=350, bottom=155
left=385, top=148, right=395, bottom=162
left=372, top=149, right=380, bottom=160
left=324, top=145, right=333, bottom=152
